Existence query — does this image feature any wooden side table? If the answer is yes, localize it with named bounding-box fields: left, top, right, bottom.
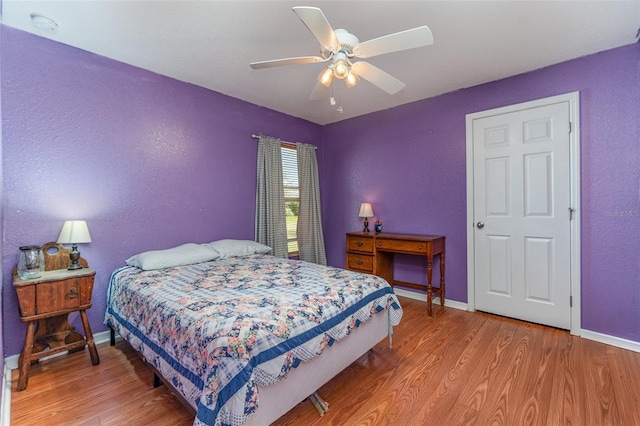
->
left=13, top=242, right=100, bottom=391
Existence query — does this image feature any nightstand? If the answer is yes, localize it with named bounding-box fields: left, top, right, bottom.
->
left=13, top=242, right=100, bottom=391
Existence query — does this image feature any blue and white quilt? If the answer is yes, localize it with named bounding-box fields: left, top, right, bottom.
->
left=104, top=254, right=402, bottom=426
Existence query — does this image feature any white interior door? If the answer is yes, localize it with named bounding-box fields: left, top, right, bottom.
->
left=469, top=98, right=575, bottom=329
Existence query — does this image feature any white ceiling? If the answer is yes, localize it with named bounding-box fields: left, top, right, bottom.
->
left=2, top=1, right=639, bottom=125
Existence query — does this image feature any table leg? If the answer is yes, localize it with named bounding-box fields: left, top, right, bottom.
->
left=80, top=310, right=100, bottom=365
left=440, top=251, right=446, bottom=307
left=17, top=321, right=36, bottom=391
left=426, top=254, right=433, bottom=316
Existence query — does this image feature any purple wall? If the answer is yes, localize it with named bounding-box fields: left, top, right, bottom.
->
left=0, top=27, right=322, bottom=356
left=323, top=44, right=640, bottom=342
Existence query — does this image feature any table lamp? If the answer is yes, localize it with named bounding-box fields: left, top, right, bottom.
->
left=57, top=220, right=92, bottom=270
left=358, top=203, right=374, bottom=232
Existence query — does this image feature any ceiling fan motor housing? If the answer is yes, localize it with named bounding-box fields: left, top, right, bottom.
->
left=332, top=29, right=360, bottom=57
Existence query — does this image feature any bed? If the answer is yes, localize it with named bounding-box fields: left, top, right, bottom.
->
left=104, top=240, right=402, bottom=426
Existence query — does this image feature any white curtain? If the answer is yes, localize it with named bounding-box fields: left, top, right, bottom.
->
left=255, top=136, right=288, bottom=258
left=296, top=143, right=327, bottom=265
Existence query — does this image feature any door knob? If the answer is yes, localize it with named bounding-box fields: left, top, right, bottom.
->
left=476, top=222, right=485, bottom=229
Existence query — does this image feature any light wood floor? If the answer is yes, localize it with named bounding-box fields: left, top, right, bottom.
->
left=11, top=296, right=640, bottom=425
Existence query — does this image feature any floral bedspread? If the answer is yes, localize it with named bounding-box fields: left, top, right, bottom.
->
left=104, top=254, right=402, bottom=426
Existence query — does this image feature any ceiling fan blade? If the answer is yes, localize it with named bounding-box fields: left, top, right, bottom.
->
left=309, top=81, right=329, bottom=100
left=250, top=56, right=327, bottom=70
left=292, top=6, right=340, bottom=52
left=354, top=26, right=433, bottom=59
left=351, top=62, right=405, bottom=95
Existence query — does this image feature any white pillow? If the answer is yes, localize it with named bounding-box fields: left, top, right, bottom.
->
left=126, top=243, right=220, bottom=271
left=205, top=239, right=272, bottom=259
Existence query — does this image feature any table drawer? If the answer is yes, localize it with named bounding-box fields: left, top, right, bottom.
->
left=376, top=238, right=428, bottom=254
left=347, top=253, right=374, bottom=273
left=347, top=236, right=374, bottom=253
left=36, top=279, right=81, bottom=313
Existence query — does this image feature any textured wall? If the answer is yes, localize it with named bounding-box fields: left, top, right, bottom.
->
left=322, top=43, right=640, bottom=342
left=1, top=26, right=322, bottom=356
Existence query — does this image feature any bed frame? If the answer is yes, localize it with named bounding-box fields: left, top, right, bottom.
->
left=110, top=307, right=391, bottom=424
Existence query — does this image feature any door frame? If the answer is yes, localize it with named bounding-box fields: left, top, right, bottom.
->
left=465, top=92, right=581, bottom=335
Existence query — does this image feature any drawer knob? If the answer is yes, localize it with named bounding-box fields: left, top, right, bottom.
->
left=418, top=245, right=423, bottom=250
left=356, top=241, right=364, bottom=247
left=377, top=242, right=382, bottom=246
left=66, top=287, right=79, bottom=299
left=356, top=259, right=364, bottom=265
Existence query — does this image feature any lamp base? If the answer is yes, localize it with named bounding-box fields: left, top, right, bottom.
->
left=67, top=244, right=84, bottom=270
left=362, top=218, right=370, bottom=233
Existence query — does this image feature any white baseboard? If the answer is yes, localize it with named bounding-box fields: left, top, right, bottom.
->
left=581, top=329, right=640, bottom=353
left=2, top=363, right=11, bottom=426
left=393, top=287, right=469, bottom=311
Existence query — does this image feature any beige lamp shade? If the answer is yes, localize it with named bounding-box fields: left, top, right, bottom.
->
left=57, top=220, right=92, bottom=244
left=358, top=203, right=374, bottom=218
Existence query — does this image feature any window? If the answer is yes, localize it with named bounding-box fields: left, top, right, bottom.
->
left=281, top=145, right=299, bottom=255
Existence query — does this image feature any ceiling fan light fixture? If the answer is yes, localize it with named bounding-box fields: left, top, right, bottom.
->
left=318, top=66, right=334, bottom=87
left=333, top=59, right=350, bottom=80
left=344, top=70, right=359, bottom=88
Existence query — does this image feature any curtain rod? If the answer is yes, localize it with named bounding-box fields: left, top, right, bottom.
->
left=251, top=134, right=316, bottom=149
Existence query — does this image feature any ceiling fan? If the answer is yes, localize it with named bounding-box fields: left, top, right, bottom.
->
left=250, top=6, right=433, bottom=100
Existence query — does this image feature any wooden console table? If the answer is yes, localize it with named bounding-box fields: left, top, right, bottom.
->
left=346, top=232, right=445, bottom=316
